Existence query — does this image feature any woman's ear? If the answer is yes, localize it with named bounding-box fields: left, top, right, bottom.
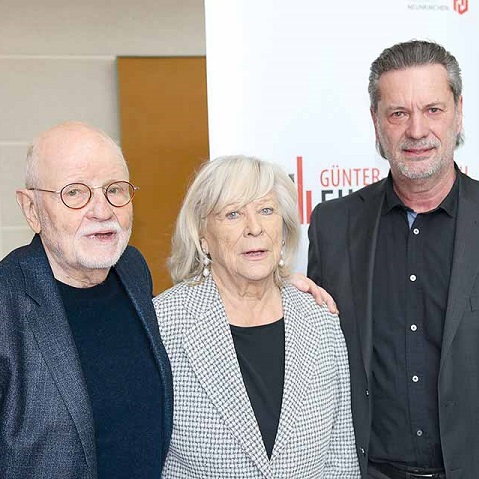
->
left=200, top=237, right=209, bottom=255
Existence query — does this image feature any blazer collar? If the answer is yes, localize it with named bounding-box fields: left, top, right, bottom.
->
left=115, top=251, right=173, bottom=394
left=270, top=284, right=325, bottom=460
left=19, top=237, right=173, bottom=474
left=20, top=235, right=97, bottom=475
left=181, top=277, right=270, bottom=474
left=115, top=249, right=173, bottom=461
left=349, top=180, right=386, bottom=379
left=181, top=277, right=323, bottom=471
left=441, top=173, right=479, bottom=370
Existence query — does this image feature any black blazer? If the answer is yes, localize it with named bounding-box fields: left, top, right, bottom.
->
left=308, top=171, right=479, bottom=479
left=0, top=235, right=173, bottom=479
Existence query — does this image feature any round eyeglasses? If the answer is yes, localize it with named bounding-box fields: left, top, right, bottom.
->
left=28, top=181, right=139, bottom=209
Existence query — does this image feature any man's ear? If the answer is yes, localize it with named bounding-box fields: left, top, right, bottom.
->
left=456, top=95, right=463, bottom=135
left=370, top=107, right=380, bottom=142
left=16, top=189, right=41, bottom=233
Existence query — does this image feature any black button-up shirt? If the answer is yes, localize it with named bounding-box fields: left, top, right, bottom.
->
left=369, top=172, right=459, bottom=469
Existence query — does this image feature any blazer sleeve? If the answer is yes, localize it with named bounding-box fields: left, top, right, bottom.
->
left=307, top=204, right=323, bottom=285
left=323, top=318, right=361, bottom=477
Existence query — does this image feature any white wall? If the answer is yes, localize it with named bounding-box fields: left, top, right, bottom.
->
left=0, top=0, right=205, bottom=258
left=205, top=0, right=479, bottom=273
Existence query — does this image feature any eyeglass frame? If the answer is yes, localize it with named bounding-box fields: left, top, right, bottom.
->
left=27, top=181, right=139, bottom=210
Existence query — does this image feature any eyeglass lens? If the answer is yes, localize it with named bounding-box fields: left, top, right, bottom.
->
left=105, top=182, right=135, bottom=206
left=60, top=182, right=135, bottom=208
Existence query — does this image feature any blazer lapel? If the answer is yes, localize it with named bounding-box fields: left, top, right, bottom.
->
left=441, top=176, right=479, bottom=370
left=115, top=249, right=174, bottom=462
left=270, top=285, right=318, bottom=460
left=349, top=181, right=385, bottom=380
left=20, top=238, right=96, bottom=474
left=181, top=278, right=271, bottom=476
left=116, top=256, right=173, bottom=401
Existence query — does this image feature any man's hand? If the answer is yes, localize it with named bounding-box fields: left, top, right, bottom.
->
left=289, top=273, right=339, bottom=315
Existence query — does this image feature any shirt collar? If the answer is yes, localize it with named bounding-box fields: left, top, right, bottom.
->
left=382, top=164, right=460, bottom=218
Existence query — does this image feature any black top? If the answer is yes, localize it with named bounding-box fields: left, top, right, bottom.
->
left=230, top=318, right=285, bottom=458
left=58, top=270, right=163, bottom=479
left=369, top=174, right=459, bottom=469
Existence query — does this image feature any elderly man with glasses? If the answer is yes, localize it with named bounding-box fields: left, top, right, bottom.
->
left=0, top=121, right=173, bottom=479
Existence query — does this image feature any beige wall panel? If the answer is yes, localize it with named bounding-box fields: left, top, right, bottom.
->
left=0, top=0, right=205, bottom=56
left=0, top=228, right=34, bottom=260
left=0, top=144, right=29, bottom=228
left=0, top=58, right=119, bottom=141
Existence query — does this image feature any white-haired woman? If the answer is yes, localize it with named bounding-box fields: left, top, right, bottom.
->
left=154, top=155, right=360, bottom=478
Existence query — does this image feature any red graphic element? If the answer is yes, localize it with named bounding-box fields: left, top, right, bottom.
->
left=454, top=0, right=468, bottom=14
left=295, top=156, right=313, bottom=225
left=297, top=156, right=304, bottom=224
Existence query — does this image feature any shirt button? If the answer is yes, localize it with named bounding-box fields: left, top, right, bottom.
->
left=365, top=389, right=369, bottom=396
left=412, top=375, right=419, bottom=382
left=416, top=429, right=423, bottom=436
left=359, top=447, right=366, bottom=456
left=413, top=228, right=420, bottom=235
left=410, top=324, right=418, bottom=332
left=410, top=274, right=417, bottom=282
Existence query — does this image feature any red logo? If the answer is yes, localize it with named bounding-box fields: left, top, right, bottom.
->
left=454, top=0, right=468, bottom=14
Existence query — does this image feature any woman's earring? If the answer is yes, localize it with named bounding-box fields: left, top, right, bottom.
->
left=278, top=240, right=285, bottom=268
left=201, top=250, right=211, bottom=277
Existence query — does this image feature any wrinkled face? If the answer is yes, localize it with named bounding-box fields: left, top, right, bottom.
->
left=28, top=127, right=132, bottom=282
left=202, top=193, right=283, bottom=287
left=372, top=64, right=462, bottom=181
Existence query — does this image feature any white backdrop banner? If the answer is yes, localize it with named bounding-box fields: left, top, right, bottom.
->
left=204, top=0, right=478, bottom=272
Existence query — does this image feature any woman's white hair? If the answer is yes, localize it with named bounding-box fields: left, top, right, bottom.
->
left=168, top=155, right=301, bottom=285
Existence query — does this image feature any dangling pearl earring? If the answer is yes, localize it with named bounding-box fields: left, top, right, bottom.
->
left=278, top=240, right=285, bottom=268
left=202, top=253, right=211, bottom=277
left=200, top=240, right=211, bottom=278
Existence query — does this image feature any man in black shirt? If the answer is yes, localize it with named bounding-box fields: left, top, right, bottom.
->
left=0, top=121, right=173, bottom=478
left=308, top=40, right=478, bottom=478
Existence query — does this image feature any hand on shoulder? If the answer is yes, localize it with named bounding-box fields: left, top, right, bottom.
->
left=288, top=273, right=339, bottom=315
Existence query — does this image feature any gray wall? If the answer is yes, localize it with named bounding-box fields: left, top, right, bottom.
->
left=0, top=0, right=205, bottom=258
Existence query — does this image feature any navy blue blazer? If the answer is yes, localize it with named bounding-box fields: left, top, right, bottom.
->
left=0, top=235, right=173, bottom=479
left=308, top=171, right=479, bottom=479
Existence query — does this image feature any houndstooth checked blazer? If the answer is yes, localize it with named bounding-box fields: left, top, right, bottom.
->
left=153, top=275, right=360, bottom=478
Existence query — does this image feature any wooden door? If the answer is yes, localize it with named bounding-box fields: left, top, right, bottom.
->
left=118, top=57, right=209, bottom=295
